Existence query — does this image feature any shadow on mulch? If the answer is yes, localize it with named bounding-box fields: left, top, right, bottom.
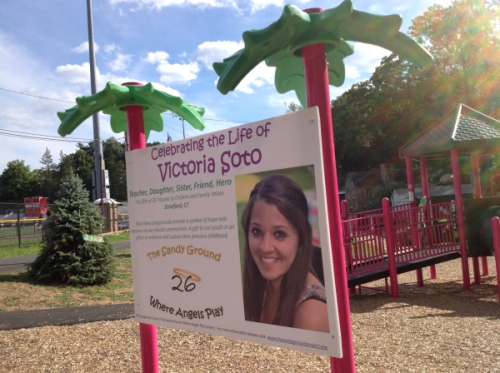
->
left=350, top=277, right=500, bottom=320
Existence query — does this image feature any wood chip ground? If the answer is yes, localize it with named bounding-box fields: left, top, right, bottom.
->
left=1, top=257, right=499, bottom=372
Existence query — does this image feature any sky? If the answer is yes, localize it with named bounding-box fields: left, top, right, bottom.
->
left=0, top=0, right=453, bottom=174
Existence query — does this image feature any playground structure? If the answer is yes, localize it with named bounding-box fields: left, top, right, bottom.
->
left=341, top=104, right=500, bottom=300
left=213, top=2, right=432, bottom=371
left=57, top=81, right=207, bottom=373
left=54, top=1, right=500, bottom=373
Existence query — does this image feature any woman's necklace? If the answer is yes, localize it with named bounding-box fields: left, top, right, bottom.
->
left=260, top=281, right=269, bottom=322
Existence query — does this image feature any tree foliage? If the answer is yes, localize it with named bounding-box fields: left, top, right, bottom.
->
left=331, top=0, right=500, bottom=173
left=0, top=160, right=35, bottom=202
left=28, top=175, right=114, bottom=286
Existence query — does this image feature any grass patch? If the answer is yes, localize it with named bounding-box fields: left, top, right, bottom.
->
left=0, top=243, right=43, bottom=259
left=0, top=249, right=134, bottom=312
left=0, top=231, right=130, bottom=260
left=105, top=230, right=130, bottom=244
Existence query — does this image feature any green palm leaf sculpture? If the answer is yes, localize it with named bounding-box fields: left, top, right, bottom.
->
left=57, top=82, right=205, bottom=140
left=213, top=0, right=433, bottom=107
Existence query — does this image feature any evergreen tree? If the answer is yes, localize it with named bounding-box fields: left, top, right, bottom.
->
left=28, top=175, right=114, bottom=285
left=58, top=151, right=74, bottom=181
left=40, top=147, right=57, bottom=201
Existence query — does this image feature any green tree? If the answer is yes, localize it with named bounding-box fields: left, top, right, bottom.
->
left=330, top=0, right=500, bottom=173
left=0, top=160, right=34, bottom=202
left=410, top=0, right=500, bottom=118
left=28, top=175, right=114, bottom=285
left=39, top=148, right=57, bottom=202
left=58, top=151, right=74, bottom=181
left=70, top=146, right=95, bottom=199
left=102, top=138, right=127, bottom=201
left=285, top=101, right=303, bottom=113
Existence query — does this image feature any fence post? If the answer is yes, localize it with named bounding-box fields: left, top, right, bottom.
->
left=17, top=203, right=21, bottom=248
left=491, top=217, right=500, bottom=302
left=341, top=200, right=349, bottom=220
left=382, top=198, right=399, bottom=297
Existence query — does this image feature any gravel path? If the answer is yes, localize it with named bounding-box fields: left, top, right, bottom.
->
left=1, top=257, right=499, bottom=372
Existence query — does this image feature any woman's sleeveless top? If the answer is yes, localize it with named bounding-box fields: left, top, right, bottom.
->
left=295, top=284, right=327, bottom=311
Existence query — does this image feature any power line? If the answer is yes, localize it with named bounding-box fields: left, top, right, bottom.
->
left=0, top=129, right=124, bottom=143
left=0, top=128, right=94, bottom=141
left=0, top=131, right=91, bottom=143
left=0, top=87, right=74, bottom=103
left=1, top=87, right=251, bottom=124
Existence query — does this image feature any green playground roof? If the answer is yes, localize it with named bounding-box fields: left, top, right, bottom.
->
left=400, top=104, right=500, bottom=158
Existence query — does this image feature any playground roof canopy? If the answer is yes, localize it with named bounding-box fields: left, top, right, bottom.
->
left=399, top=104, right=500, bottom=159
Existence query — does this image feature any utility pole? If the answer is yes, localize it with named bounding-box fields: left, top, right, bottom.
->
left=171, top=113, right=186, bottom=139
left=87, top=0, right=106, bottom=201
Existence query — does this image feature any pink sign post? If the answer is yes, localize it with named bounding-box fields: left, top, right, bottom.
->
left=302, top=8, right=355, bottom=371
left=56, top=80, right=207, bottom=373
left=122, top=82, right=159, bottom=373
left=213, top=3, right=433, bottom=372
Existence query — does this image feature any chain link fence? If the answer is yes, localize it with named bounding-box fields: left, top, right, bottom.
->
left=0, top=202, right=129, bottom=248
left=0, top=202, right=57, bottom=248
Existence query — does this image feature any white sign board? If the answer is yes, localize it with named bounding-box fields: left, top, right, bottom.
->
left=126, top=107, right=341, bottom=357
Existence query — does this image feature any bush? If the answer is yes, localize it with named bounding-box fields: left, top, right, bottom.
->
left=28, top=175, right=114, bottom=285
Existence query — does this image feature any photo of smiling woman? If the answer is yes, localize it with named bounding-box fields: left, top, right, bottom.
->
left=241, top=174, right=329, bottom=333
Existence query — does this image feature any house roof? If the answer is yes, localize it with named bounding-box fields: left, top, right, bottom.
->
left=346, top=169, right=382, bottom=188
left=392, top=184, right=474, bottom=204
left=399, top=104, right=500, bottom=158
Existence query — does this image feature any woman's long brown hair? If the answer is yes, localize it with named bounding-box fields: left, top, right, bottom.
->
left=242, top=174, right=314, bottom=327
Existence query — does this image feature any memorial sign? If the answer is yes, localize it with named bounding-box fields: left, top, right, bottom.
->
left=126, top=107, right=342, bottom=357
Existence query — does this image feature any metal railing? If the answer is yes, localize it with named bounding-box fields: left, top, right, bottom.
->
left=341, top=199, right=460, bottom=297
left=490, top=217, right=500, bottom=302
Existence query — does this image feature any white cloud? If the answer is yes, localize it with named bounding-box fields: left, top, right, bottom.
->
left=344, top=42, right=392, bottom=76
left=235, top=61, right=275, bottom=94
left=0, top=33, right=93, bottom=173
left=196, top=40, right=243, bottom=70
left=268, top=91, right=300, bottom=109
left=345, top=65, right=361, bottom=79
left=104, top=43, right=118, bottom=53
left=55, top=62, right=93, bottom=84
left=144, top=51, right=200, bottom=85
left=144, top=51, right=169, bottom=64
left=109, top=53, right=133, bottom=71
left=71, top=41, right=100, bottom=54
left=157, top=61, right=200, bottom=85
left=249, top=0, right=310, bottom=13
left=55, top=61, right=142, bottom=89
left=109, top=0, right=237, bottom=10
left=150, top=82, right=183, bottom=97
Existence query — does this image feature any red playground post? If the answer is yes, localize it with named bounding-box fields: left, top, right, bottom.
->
left=123, top=82, right=160, bottom=373
left=492, top=217, right=500, bottom=302
left=302, top=8, right=356, bottom=372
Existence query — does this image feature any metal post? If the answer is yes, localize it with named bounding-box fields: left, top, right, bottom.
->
left=406, top=157, right=424, bottom=286
left=471, top=153, right=488, bottom=276
left=383, top=198, right=399, bottom=298
left=182, top=118, right=185, bottom=139
left=86, top=0, right=105, bottom=201
left=471, top=153, right=482, bottom=198
left=17, top=204, right=21, bottom=248
left=420, top=157, right=437, bottom=279
left=122, top=82, right=159, bottom=373
left=451, top=149, right=471, bottom=290
left=99, top=154, right=104, bottom=214
left=302, top=8, right=355, bottom=372
left=491, top=217, right=500, bottom=302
